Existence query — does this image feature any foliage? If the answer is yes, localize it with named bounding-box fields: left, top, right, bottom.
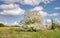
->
left=20, top=11, right=45, bottom=31
left=51, top=19, right=57, bottom=30
left=0, top=23, right=6, bottom=27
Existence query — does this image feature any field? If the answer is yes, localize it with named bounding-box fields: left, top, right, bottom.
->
left=0, top=27, right=60, bottom=38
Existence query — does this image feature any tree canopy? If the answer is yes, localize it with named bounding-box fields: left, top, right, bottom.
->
left=20, top=11, right=45, bottom=31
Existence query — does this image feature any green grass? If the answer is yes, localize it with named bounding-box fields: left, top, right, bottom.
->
left=0, top=27, right=60, bottom=38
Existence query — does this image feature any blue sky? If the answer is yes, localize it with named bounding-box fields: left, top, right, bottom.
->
left=0, top=0, right=60, bottom=25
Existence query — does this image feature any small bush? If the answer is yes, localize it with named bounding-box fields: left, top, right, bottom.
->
left=0, top=23, right=5, bottom=27
left=51, top=19, right=56, bottom=30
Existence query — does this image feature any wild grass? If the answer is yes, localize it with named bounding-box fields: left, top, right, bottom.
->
left=0, top=27, right=60, bottom=38
left=0, top=27, right=18, bottom=30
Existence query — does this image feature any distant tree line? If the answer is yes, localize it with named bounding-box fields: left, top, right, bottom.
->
left=0, top=23, right=8, bottom=27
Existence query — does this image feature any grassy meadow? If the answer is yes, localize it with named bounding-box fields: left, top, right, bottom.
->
left=0, top=27, right=60, bottom=38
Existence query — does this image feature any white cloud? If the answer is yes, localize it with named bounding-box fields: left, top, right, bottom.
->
left=48, top=13, right=59, bottom=16
left=31, top=6, right=59, bottom=17
left=1, top=0, right=20, bottom=3
left=20, top=0, right=54, bottom=5
left=20, top=0, right=41, bottom=5
left=2, top=0, right=54, bottom=6
left=13, top=21, right=19, bottom=25
left=39, top=11, right=48, bottom=17
left=54, top=7, right=60, bottom=10
left=31, top=6, right=48, bottom=17
left=0, top=4, right=19, bottom=10
left=0, top=8, right=25, bottom=16
left=46, top=19, right=51, bottom=23
left=0, top=4, right=25, bottom=16
left=31, top=6, right=43, bottom=11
